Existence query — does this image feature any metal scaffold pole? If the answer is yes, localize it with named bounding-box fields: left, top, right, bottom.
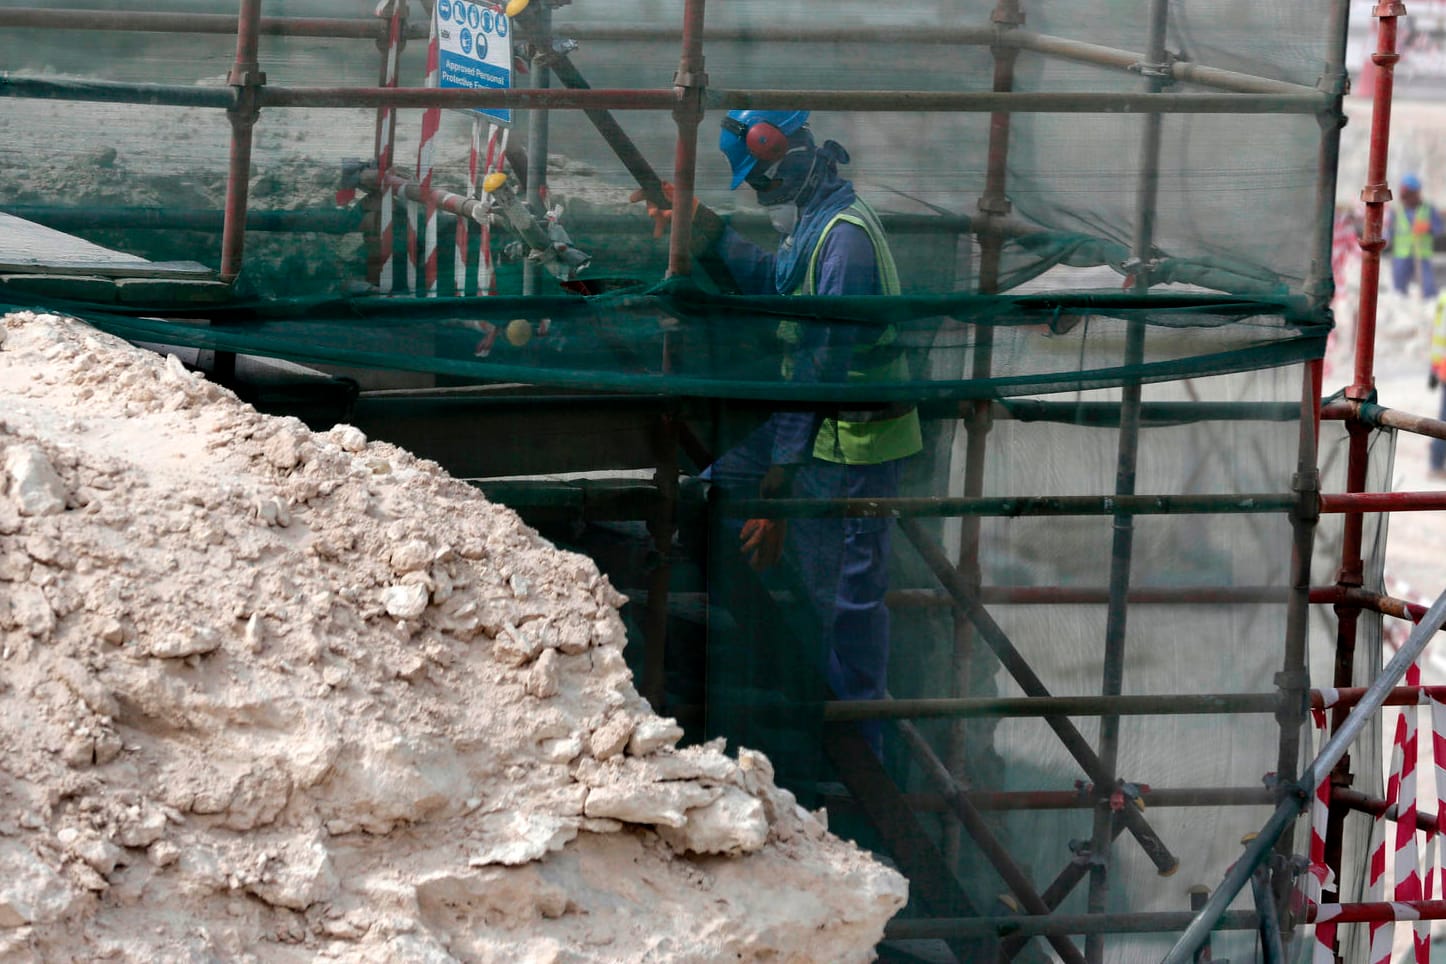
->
left=1321, top=6, right=1407, bottom=953
left=945, top=0, right=1022, bottom=875
left=1085, top=1, right=1170, bottom=956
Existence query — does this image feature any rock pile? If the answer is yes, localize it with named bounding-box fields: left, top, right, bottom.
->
left=0, top=310, right=905, bottom=962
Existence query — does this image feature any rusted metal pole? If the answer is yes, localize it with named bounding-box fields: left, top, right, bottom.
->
left=1326, top=2, right=1412, bottom=902
left=665, top=0, right=707, bottom=278
left=219, top=0, right=264, bottom=283
left=1321, top=397, right=1446, bottom=440
left=523, top=2, right=553, bottom=296
left=945, top=0, right=1022, bottom=872
left=0, top=8, right=404, bottom=38
left=896, top=718, right=1089, bottom=964
left=0, top=76, right=1330, bottom=114
left=899, top=517, right=1179, bottom=876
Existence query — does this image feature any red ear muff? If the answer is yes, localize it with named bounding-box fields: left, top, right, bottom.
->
left=744, top=122, right=789, bottom=164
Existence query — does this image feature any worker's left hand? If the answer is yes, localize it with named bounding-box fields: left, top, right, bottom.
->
left=1431, top=369, right=1440, bottom=390
left=628, top=182, right=697, bottom=239
left=1415, top=218, right=1433, bottom=237
left=739, top=517, right=786, bottom=571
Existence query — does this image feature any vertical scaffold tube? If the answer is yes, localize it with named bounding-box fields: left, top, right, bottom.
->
left=371, top=0, right=405, bottom=292
left=522, top=2, right=552, bottom=296
left=1270, top=0, right=1346, bottom=950
left=1085, top=1, right=1169, bottom=960
left=666, top=0, right=706, bottom=278
left=947, top=0, right=1022, bottom=873
left=1323, top=0, right=1406, bottom=944
left=219, top=0, right=263, bottom=282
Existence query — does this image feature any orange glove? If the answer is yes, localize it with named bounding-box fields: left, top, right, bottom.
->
left=628, top=182, right=698, bottom=239
left=739, top=518, right=786, bottom=571
left=1415, top=216, right=1433, bottom=237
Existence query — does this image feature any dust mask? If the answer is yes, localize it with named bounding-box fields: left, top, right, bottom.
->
left=766, top=203, right=798, bottom=236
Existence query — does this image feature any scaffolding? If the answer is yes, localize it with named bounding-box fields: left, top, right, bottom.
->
left=7, top=1, right=1446, bottom=960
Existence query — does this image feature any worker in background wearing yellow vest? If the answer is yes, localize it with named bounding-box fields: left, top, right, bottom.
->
left=636, top=110, right=919, bottom=753
left=1388, top=172, right=1443, bottom=300
left=1430, top=293, right=1446, bottom=479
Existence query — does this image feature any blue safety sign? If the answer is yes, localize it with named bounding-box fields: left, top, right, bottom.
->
left=435, top=0, right=512, bottom=124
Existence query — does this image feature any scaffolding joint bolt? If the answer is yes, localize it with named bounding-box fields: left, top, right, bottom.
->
left=672, top=69, right=709, bottom=90
left=991, top=5, right=1025, bottom=26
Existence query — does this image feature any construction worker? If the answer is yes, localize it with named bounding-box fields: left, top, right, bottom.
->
left=1387, top=172, right=1442, bottom=300
left=1430, top=293, right=1446, bottom=479
left=637, top=110, right=921, bottom=750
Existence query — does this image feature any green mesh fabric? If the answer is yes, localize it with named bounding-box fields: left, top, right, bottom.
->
left=0, top=1, right=1354, bottom=960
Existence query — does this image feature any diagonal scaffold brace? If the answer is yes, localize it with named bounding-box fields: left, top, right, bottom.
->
left=897, top=516, right=1180, bottom=877
left=1162, top=586, right=1446, bottom=964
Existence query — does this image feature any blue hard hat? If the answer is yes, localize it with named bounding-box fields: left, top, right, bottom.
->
left=1402, top=172, right=1423, bottom=191
left=719, top=110, right=810, bottom=190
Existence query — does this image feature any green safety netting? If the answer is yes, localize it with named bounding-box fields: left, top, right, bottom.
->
left=0, top=0, right=1357, bottom=960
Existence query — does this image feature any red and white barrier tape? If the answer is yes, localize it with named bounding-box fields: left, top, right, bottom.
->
left=374, top=0, right=404, bottom=293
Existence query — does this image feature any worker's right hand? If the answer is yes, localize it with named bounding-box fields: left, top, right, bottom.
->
left=628, top=182, right=697, bottom=239
left=740, top=518, right=786, bottom=571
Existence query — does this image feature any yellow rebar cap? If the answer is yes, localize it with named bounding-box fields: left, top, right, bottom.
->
left=482, top=172, right=509, bottom=194
left=505, top=0, right=530, bottom=16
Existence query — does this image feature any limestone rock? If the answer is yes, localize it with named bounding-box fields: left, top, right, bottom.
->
left=4, top=444, right=66, bottom=516
left=657, top=787, right=769, bottom=856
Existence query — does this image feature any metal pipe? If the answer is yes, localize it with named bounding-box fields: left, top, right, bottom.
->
left=641, top=414, right=678, bottom=710
left=1320, top=398, right=1446, bottom=440
left=0, top=8, right=400, bottom=39
left=1321, top=490, right=1446, bottom=512
left=1248, top=857, right=1286, bottom=964
left=707, top=89, right=1328, bottom=114
left=0, top=77, right=1329, bottom=114
left=825, top=692, right=1279, bottom=721
left=544, top=23, right=1333, bottom=97
left=666, top=0, right=707, bottom=278
left=946, top=0, right=1022, bottom=874
left=219, top=0, right=263, bottom=283
left=898, top=517, right=1179, bottom=876
left=370, top=0, right=405, bottom=290
left=1161, top=588, right=1446, bottom=964
left=522, top=2, right=553, bottom=296
left=888, top=909, right=1261, bottom=941
left=888, top=585, right=1290, bottom=607
left=1333, top=786, right=1444, bottom=834
left=895, top=718, right=1090, bottom=964
left=0, top=204, right=360, bottom=233
left=725, top=492, right=1297, bottom=519
left=1269, top=363, right=1323, bottom=916
left=1087, top=1, right=1170, bottom=952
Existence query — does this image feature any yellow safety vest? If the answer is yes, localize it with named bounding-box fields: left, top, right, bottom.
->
left=1394, top=204, right=1436, bottom=261
left=777, top=199, right=923, bottom=465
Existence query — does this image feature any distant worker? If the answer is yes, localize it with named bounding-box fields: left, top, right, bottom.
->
left=1388, top=172, right=1443, bottom=300
left=634, top=110, right=920, bottom=749
left=1430, top=294, right=1446, bottom=479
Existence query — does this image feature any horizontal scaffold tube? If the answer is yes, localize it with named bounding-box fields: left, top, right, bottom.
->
left=1333, top=787, right=1442, bottom=833
left=1320, top=491, right=1446, bottom=512
left=824, top=682, right=1446, bottom=722
left=0, top=76, right=1329, bottom=115
left=558, top=23, right=1327, bottom=95
left=724, top=492, right=1297, bottom=519
left=888, top=585, right=1430, bottom=620
left=888, top=899, right=1446, bottom=941
left=886, top=909, right=1260, bottom=940
left=0, top=8, right=396, bottom=39
left=1321, top=398, right=1446, bottom=441
left=823, top=692, right=1279, bottom=721
left=0, top=9, right=1324, bottom=100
